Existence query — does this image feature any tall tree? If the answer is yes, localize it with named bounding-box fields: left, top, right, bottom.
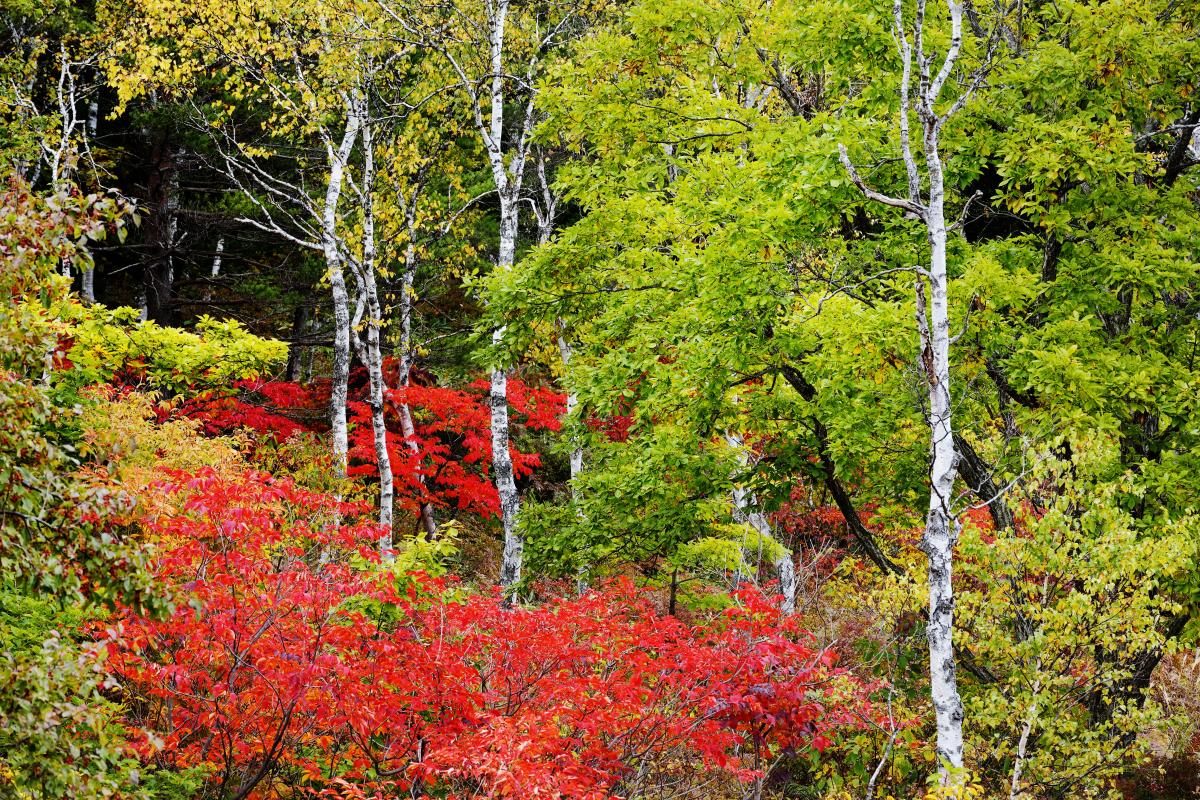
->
left=385, top=0, right=593, bottom=589
left=101, top=0, right=438, bottom=550
left=837, top=0, right=981, bottom=779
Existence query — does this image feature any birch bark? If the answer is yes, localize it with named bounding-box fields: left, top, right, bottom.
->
left=479, top=0, right=527, bottom=591
left=724, top=432, right=796, bottom=614
left=535, top=151, right=583, bottom=483
left=383, top=0, right=586, bottom=590
left=396, top=175, right=439, bottom=538
left=493, top=189, right=523, bottom=589
left=351, top=96, right=396, bottom=555
left=837, top=0, right=976, bottom=780
left=323, top=109, right=361, bottom=477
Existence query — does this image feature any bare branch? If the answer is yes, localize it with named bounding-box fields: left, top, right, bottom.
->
left=838, top=144, right=927, bottom=218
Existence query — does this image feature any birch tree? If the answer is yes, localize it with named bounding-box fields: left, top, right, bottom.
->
left=346, top=90, right=397, bottom=551
left=724, top=431, right=796, bottom=614
left=393, top=165, right=439, bottom=538
left=382, top=0, right=592, bottom=589
left=836, top=0, right=989, bottom=780
left=3, top=14, right=108, bottom=299
left=102, top=0, right=407, bottom=540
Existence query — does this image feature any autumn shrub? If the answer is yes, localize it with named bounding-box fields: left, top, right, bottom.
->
left=0, top=178, right=166, bottom=798
left=169, top=372, right=566, bottom=526
left=78, top=387, right=249, bottom=480
left=952, top=470, right=1194, bottom=798
left=60, top=308, right=287, bottom=396
left=107, top=468, right=883, bottom=799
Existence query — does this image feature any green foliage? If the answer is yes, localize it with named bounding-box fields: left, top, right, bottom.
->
left=674, top=524, right=786, bottom=580
left=486, top=0, right=1200, bottom=794
left=0, top=179, right=156, bottom=608
left=0, top=592, right=145, bottom=800
left=61, top=307, right=287, bottom=395
left=4, top=0, right=1200, bottom=794
left=957, top=453, right=1196, bottom=796
left=0, top=179, right=164, bottom=797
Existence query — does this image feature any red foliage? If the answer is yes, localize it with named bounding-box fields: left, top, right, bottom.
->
left=168, top=379, right=328, bottom=441
left=170, top=373, right=567, bottom=522
left=346, top=377, right=565, bottom=519
left=109, top=469, right=880, bottom=799
left=587, top=412, right=633, bottom=443
left=773, top=501, right=847, bottom=543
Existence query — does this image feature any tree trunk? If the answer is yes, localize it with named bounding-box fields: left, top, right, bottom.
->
left=356, top=101, right=396, bottom=556
left=322, top=110, right=361, bottom=477
left=493, top=191, right=523, bottom=590
left=838, top=0, right=969, bottom=778
left=81, top=265, right=95, bottom=303
left=203, top=236, right=224, bottom=304
left=776, top=553, right=797, bottom=614
left=726, top=431, right=795, bottom=613
left=917, top=117, right=965, bottom=775
left=396, top=183, right=438, bottom=538
left=143, top=136, right=179, bottom=325
left=556, top=334, right=583, bottom=480
left=285, top=302, right=309, bottom=382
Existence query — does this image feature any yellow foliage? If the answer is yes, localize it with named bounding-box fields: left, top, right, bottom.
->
left=77, top=387, right=248, bottom=493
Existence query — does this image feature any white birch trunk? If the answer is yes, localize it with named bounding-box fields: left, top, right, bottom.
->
left=355, top=100, right=396, bottom=555
left=204, top=236, right=224, bottom=304
left=538, top=160, right=581, bottom=483
left=918, top=164, right=965, bottom=774
left=482, top=0, right=526, bottom=591
left=838, top=0, right=970, bottom=778
left=491, top=197, right=522, bottom=586
left=491, top=204, right=523, bottom=586
left=1008, top=673, right=1041, bottom=800
left=435, top=0, right=551, bottom=590
left=917, top=0, right=966, bottom=772
left=725, top=432, right=796, bottom=614
left=323, top=110, right=361, bottom=478
left=162, top=153, right=179, bottom=316
left=776, top=553, right=796, bottom=615
left=556, top=334, right=583, bottom=480
left=396, top=180, right=438, bottom=538
left=81, top=265, right=95, bottom=303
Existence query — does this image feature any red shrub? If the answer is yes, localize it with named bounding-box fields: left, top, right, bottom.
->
left=108, top=469, right=882, bottom=800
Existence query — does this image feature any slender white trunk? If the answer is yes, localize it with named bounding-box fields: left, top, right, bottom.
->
left=397, top=181, right=438, bottom=537
left=492, top=349, right=522, bottom=586
left=303, top=308, right=317, bottom=382
left=163, top=158, right=179, bottom=312
left=726, top=432, right=795, bottom=613
left=556, top=334, right=583, bottom=480
left=81, top=266, right=95, bottom=303
left=204, top=236, right=224, bottom=303
left=444, top=0, right=550, bottom=590
left=468, top=0, right=528, bottom=591
left=919, top=97, right=965, bottom=777
left=323, top=110, right=361, bottom=477
left=50, top=47, right=76, bottom=196
left=350, top=289, right=368, bottom=364
left=776, top=553, right=796, bottom=615
left=839, top=0, right=968, bottom=778
left=493, top=195, right=524, bottom=590
left=1008, top=674, right=1041, bottom=800
left=356, top=101, right=395, bottom=555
